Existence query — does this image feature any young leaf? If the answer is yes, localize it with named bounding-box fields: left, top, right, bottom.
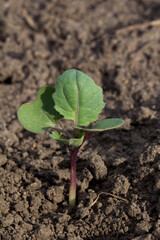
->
left=17, top=86, right=62, bottom=133
left=50, top=131, right=84, bottom=147
left=49, top=131, right=67, bottom=141
left=74, top=118, right=124, bottom=132
left=52, top=69, right=105, bottom=127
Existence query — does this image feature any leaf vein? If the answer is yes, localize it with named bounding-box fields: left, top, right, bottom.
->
left=75, top=71, right=79, bottom=126
left=60, top=80, right=74, bottom=113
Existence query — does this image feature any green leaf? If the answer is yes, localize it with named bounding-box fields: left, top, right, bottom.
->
left=53, top=69, right=105, bottom=127
left=50, top=131, right=67, bottom=141
left=74, top=118, right=124, bottom=132
left=17, top=86, right=62, bottom=133
left=50, top=131, right=84, bottom=147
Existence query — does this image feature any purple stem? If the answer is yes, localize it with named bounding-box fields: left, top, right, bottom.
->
left=68, top=132, right=93, bottom=207
left=69, top=146, right=80, bottom=207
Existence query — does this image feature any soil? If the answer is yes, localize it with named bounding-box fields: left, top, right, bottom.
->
left=0, top=0, right=160, bottom=239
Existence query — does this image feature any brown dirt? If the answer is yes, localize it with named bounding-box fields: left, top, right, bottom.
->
left=0, top=0, right=160, bottom=239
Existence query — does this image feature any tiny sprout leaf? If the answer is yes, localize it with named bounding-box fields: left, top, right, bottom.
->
left=17, top=86, right=62, bottom=133
left=53, top=69, right=105, bottom=127
left=49, top=131, right=67, bottom=141
left=50, top=131, right=84, bottom=147
left=74, top=118, right=124, bottom=132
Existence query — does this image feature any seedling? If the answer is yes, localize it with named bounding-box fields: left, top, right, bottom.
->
left=17, top=69, right=124, bottom=207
